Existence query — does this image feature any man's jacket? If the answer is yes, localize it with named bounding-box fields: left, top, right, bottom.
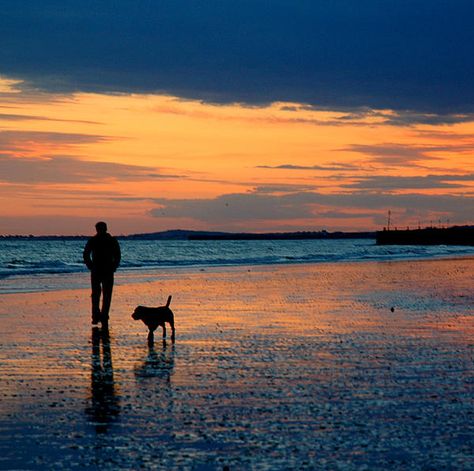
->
left=83, top=233, right=121, bottom=273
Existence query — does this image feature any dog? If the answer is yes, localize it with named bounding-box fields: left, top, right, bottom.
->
left=132, top=295, right=175, bottom=344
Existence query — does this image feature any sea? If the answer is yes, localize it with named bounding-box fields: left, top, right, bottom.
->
left=1, top=238, right=473, bottom=294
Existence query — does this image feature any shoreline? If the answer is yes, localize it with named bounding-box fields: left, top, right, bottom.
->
left=2, top=252, right=474, bottom=295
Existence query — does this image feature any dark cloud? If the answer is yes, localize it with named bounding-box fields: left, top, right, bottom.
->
left=414, top=130, right=474, bottom=141
left=0, top=130, right=109, bottom=153
left=252, top=184, right=317, bottom=193
left=345, top=144, right=438, bottom=165
left=150, top=193, right=311, bottom=222
left=0, top=112, right=100, bottom=124
left=0, top=154, right=183, bottom=183
left=274, top=106, right=474, bottom=127
left=1, top=1, right=474, bottom=114
left=257, top=163, right=359, bottom=171
left=334, top=109, right=474, bottom=126
left=150, top=190, right=474, bottom=226
left=380, top=111, right=474, bottom=127
left=0, top=113, right=54, bottom=121
left=315, top=210, right=375, bottom=219
left=344, top=143, right=474, bottom=166
left=343, top=174, right=474, bottom=191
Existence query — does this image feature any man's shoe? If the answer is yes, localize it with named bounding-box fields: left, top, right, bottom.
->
left=100, top=315, right=109, bottom=329
left=92, top=311, right=101, bottom=325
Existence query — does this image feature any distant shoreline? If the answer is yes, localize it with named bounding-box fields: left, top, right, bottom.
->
left=3, top=226, right=473, bottom=244
left=0, top=229, right=376, bottom=241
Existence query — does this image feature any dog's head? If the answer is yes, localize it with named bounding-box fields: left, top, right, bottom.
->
left=132, top=306, right=145, bottom=320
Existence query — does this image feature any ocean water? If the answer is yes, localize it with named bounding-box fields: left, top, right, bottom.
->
left=1, top=238, right=473, bottom=293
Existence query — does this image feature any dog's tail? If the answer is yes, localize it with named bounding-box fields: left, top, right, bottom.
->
left=166, top=295, right=172, bottom=307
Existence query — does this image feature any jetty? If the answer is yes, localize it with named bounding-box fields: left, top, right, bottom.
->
left=376, top=225, right=474, bottom=246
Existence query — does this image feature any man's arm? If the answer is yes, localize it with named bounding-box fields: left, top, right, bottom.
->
left=113, top=238, right=121, bottom=271
left=83, top=240, right=93, bottom=270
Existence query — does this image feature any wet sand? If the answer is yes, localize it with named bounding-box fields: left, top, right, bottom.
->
left=1, top=258, right=473, bottom=470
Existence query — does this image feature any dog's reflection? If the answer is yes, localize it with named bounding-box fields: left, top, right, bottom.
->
left=135, top=340, right=175, bottom=383
left=134, top=341, right=175, bottom=426
left=86, top=327, right=120, bottom=434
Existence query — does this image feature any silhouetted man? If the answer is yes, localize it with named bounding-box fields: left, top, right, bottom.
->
left=83, top=222, right=121, bottom=327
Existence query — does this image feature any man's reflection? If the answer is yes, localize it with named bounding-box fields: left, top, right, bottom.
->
left=86, top=327, right=120, bottom=434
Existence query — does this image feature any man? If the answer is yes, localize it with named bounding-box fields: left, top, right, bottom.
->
left=83, top=222, right=121, bottom=327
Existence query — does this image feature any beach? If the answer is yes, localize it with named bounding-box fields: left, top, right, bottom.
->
left=1, top=258, right=473, bottom=470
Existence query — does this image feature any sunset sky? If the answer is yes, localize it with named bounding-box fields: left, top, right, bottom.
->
left=1, top=1, right=473, bottom=235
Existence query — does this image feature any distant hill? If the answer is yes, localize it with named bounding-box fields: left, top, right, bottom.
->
left=124, top=229, right=229, bottom=240
left=126, top=230, right=376, bottom=241
left=187, top=230, right=375, bottom=240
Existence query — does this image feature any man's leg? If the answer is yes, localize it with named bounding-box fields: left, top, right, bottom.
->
left=91, top=271, right=102, bottom=324
left=101, top=273, right=114, bottom=326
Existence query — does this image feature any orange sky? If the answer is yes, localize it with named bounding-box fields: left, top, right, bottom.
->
left=0, top=77, right=473, bottom=235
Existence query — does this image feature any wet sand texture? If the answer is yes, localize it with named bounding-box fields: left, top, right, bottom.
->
left=1, top=259, right=473, bottom=469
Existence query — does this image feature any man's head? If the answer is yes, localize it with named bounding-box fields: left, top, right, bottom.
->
left=95, top=221, right=108, bottom=234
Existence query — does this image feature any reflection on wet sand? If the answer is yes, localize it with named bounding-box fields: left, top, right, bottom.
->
left=86, top=328, right=120, bottom=434
left=135, top=340, right=175, bottom=382
left=134, top=341, right=175, bottom=418
left=1, top=259, right=473, bottom=469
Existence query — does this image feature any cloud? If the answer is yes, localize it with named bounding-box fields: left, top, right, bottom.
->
left=346, top=142, right=474, bottom=168
left=149, top=190, right=474, bottom=226
left=414, top=130, right=474, bottom=141
left=0, top=112, right=101, bottom=124
left=0, top=130, right=109, bottom=153
left=343, top=142, right=474, bottom=167
left=150, top=193, right=313, bottom=222
left=379, top=111, right=474, bottom=127
left=343, top=174, right=474, bottom=191
left=0, top=154, right=184, bottom=184
left=1, top=1, right=473, bottom=114
left=327, top=109, right=474, bottom=126
left=345, top=144, right=438, bottom=165
left=252, top=184, right=317, bottom=193
left=257, top=163, right=359, bottom=171
left=153, top=102, right=474, bottom=128
left=315, top=210, right=376, bottom=219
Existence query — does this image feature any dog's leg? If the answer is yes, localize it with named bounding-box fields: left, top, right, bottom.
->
left=147, top=329, right=154, bottom=347
left=162, top=324, right=167, bottom=339
left=170, top=317, right=176, bottom=342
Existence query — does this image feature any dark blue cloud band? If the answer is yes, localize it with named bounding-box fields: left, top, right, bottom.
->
left=1, top=1, right=473, bottom=113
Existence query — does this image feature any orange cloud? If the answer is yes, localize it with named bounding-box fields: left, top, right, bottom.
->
left=0, top=80, right=473, bottom=235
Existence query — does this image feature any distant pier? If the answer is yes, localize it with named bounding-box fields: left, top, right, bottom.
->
left=376, top=225, right=474, bottom=245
